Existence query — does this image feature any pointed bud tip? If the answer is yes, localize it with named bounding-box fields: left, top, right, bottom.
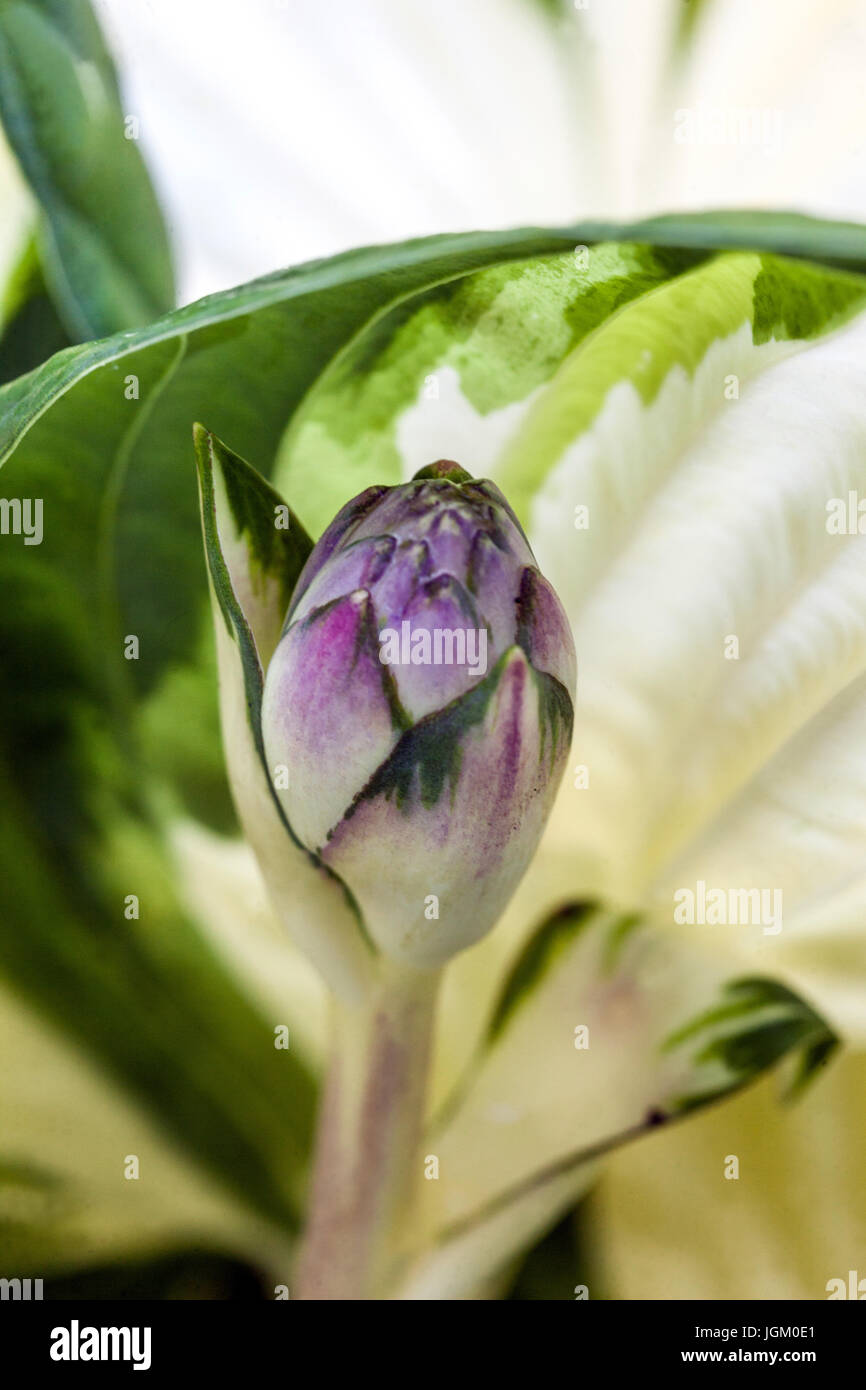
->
left=412, top=459, right=474, bottom=484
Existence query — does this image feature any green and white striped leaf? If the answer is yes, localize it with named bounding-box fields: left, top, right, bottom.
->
left=274, top=242, right=705, bottom=534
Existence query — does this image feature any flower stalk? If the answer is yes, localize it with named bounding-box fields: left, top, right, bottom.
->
left=294, top=961, right=441, bottom=1300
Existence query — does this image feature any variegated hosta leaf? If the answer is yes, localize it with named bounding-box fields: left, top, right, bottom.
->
left=395, top=904, right=834, bottom=1300
left=194, top=426, right=375, bottom=999
left=274, top=242, right=703, bottom=534
left=531, top=292, right=866, bottom=1040
left=4, top=213, right=866, bottom=1285
left=276, top=245, right=866, bottom=1041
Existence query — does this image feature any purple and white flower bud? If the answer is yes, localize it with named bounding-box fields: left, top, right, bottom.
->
left=261, top=461, right=576, bottom=968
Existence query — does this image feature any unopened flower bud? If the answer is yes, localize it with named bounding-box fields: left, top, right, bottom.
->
left=261, top=461, right=575, bottom=967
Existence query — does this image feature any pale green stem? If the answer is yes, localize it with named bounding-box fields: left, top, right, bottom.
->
left=294, top=960, right=441, bottom=1300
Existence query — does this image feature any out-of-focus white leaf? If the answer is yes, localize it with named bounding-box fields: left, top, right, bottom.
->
left=94, top=0, right=866, bottom=301
left=399, top=906, right=834, bottom=1298
left=596, top=1046, right=866, bottom=1300
left=530, top=309, right=866, bottom=1038
left=0, top=976, right=291, bottom=1274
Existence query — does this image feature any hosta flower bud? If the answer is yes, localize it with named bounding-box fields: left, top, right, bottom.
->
left=261, top=460, right=575, bottom=967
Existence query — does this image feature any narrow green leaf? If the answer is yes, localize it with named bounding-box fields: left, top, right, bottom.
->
left=0, top=0, right=175, bottom=338
left=485, top=902, right=596, bottom=1042
left=664, top=977, right=840, bottom=1107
